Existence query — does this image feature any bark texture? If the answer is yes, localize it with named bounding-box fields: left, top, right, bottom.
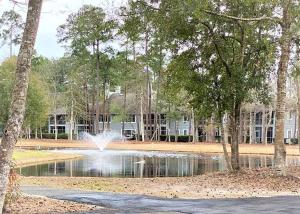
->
left=274, top=1, right=291, bottom=175
left=230, top=104, right=241, bottom=170
left=0, top=1, right=42, bottom=212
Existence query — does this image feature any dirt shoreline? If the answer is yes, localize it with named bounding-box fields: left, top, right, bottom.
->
left=15, top=139, right=300, bottom=156
left=20, top=167, right=300, bottom=200
left=3, top=195, right=104, bottom=214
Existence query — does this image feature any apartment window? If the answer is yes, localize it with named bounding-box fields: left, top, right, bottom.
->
left=255, top=112, right=262, bottom=125
left=270, top=111, right=275, bottom=124
left=289, top=111, right=293, bottom=120
left=99, top=115, right=111, bottom=122
left=160, top=114, right=166, bottom=124
left=126, top=114, right=136, bottom=123
left=49, top=116, right=54, bottom=124
left=183, top=116, right=189, bottom=123
left=267, top=127, right=273, bottom=143
left=123, top=130, right=134, bottom=137
left=57, top=115, right=66, bottom=125
left=50, top=126, right=65, bottom=134
left=77, top=118, right=85, bottom=124
left=287, top=130, right=292, bottom=139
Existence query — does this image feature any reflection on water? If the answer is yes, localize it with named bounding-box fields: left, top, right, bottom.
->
left=17, top=150, right=300, bottom=178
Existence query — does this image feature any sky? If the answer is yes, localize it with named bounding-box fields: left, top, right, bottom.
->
left=0, top=0, right=127, bottom=62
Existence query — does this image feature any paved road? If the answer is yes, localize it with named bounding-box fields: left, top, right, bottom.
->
left=22, top=186, right=300, bottom=214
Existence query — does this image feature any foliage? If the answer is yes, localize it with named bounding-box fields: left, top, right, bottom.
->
left=0, top=10, right=24, bottom=47
left=0, top=57, right=50, bottom=131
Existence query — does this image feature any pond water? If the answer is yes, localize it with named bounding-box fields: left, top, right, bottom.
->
left=17, top=150, right=300, bottom=178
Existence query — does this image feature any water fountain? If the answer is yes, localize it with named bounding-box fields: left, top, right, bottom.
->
left=82, top=131, right=123, bottom=151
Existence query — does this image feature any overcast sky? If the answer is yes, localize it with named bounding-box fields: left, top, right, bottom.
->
left=0, top=0, right=127, bottom=62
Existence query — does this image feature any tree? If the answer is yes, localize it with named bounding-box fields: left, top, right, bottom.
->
left=58, top=5, right=116, bottom=134
left=24, top=72, right=50, bottom=139
left=121, top=0, right=155, bottom=140
left=273, top=0, right=296, bottom=175
left=0, top=57, right=50, bottom=139
left=149, top=0, right=275, bottom=170
left=293, top=41, right=300, bottom=153
left=0, top=0, right=43, bottom=212
left=0, top=9, right=24, bottom=57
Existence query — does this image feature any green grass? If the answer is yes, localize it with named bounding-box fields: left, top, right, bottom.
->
left=13, top=150, right=52, bottom=161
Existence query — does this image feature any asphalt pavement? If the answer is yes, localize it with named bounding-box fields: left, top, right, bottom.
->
left=21, top=186, right=300, bottom=214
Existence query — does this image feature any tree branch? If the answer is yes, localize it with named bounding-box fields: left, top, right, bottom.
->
left=203, top=10, right=280, bottom=23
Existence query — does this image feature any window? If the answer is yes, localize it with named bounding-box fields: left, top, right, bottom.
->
left=255, top=127, right=262, bottom=143
left=161, top=127, right=166, bottom=135
left=160, top=114, right=166, bottom=124
left=123, top=130, right=133, bottom=137
left=289, top=111, right=293, bottom=120
left=183, top=129, right=188, bottom=135
left=255, top=112, right=262, bottom=125
left=267, top=127, right=273, bottom=143
left=50, top=126, right=65, bottom=134
left=49, top=116, right=55, bottom=124
left=99, top=115, right=104, bottom=122
left=99, top=115, right=111, bottom=122
left=78, top=118, right=86, bottom=124
left=126, top=114, right=136, bottom=123
left=271, top=111, right=275, bottom=124
left=183, top=116, right=189, bottom=122
left=50, top=115, right=66, bottom=125
left=287, top=130, right=292, bottom=139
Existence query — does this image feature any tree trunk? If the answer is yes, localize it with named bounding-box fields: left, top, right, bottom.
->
left=175, top=121, right=178, bottom=142
left=145, top=31, right=151, bottom=141
left=192, top=109, right=196, bottom=143
left=69, top=99, right=74, bottom=141
left=295, top=44, right=300, bottom=153
left=230, top=104, right=241, bottom=170
left=297, top=78, right=300, bottom=153
left=40, top=126, right=42, bottom=139
left=35, top=128, right=38, bottom=139
left=92, top=78, right=96, bottom=134
left=274, top=2, right=291, bottom=175
left=223, top=113, right=229, bottom=145
left=238, top=108, right=243, bottom=144
left=140, top=92, right=145, bottom=142
left=264, top=108, right=273, bottom=145
left=249, top=110, right=252, bottom=144
left=221, top=115, right=232, bottom=171
left=188, top=114, right=192, bottom=142
left=95, top=40, right=101, bottom=134
left=0, top=1, right=42, bottom=212
left=122, top=84, right=127, bottom=135
left=261, top=108, right=265, bottom=144
left=53, top=85, right=58, bottom=140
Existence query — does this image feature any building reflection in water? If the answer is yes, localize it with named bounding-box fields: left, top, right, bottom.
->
left=18, top=152, right=300, bottom=178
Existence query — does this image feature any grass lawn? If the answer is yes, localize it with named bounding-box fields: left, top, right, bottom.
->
left=12, top=150, right=82, bottom=167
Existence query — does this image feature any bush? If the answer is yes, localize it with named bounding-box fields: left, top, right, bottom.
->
left=160, top=135, right=193, bottom=142
left=41, top=133, right=68, bottom=139
left=130, top=135, right=194, bottom=142
left=291, top=138, right=298, bottom=144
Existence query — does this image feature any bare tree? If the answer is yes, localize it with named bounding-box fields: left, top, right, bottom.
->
left=0, top=0, right=42, bottom=212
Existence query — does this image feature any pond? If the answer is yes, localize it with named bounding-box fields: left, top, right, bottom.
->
left=17, top=150, right=300, bottom=178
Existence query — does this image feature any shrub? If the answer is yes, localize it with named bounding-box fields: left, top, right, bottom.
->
left=42, top=133, right=68, bottom=139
